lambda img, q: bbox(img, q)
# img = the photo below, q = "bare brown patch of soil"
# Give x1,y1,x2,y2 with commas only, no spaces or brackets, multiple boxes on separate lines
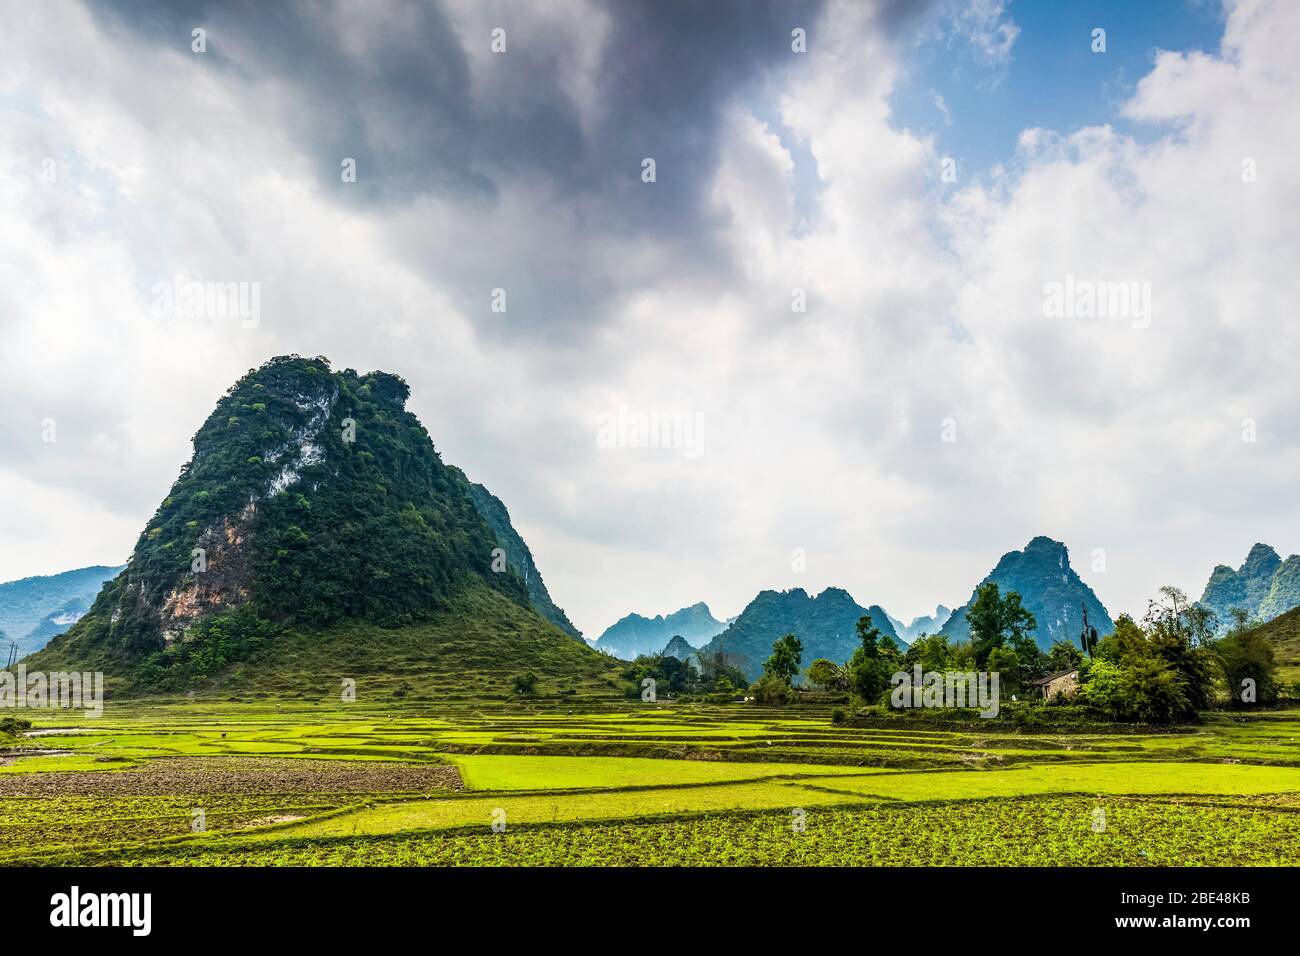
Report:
0,756,462,798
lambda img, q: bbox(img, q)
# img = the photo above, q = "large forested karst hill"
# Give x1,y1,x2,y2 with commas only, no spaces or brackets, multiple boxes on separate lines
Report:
29,356,615,695
940,537,1113,650
698,587,897,681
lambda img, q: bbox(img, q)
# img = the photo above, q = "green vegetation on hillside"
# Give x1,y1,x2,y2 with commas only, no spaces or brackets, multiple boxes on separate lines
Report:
32,581,623,701
700,587,896,681
25,356,612,694
1245,604,1300,683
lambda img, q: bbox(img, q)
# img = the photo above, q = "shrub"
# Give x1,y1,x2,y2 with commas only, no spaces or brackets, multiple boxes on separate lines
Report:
1215,627,1280,706
0,716,32,736
511,672,538,696
749,673,790,705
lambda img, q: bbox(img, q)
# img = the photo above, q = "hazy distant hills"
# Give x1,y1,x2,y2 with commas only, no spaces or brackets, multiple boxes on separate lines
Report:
29,356,616,694
661,635,696,660
593,537,1119,674
593,602,725,660
0,565,124,657
940,536,1113,651
1199,543,1300,631
889,605,952,643
699,587,897,681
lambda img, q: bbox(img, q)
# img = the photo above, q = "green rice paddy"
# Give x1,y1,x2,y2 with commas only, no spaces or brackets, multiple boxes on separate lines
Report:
3,702,1299,865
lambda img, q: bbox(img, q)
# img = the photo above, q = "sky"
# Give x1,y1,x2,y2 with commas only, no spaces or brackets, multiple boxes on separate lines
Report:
2,0,1298,638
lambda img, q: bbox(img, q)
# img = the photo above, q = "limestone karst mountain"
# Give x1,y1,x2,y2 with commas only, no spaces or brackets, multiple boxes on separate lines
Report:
593,602,725,660
698,587,898,681
1199,543,1300,631
29,356,613,693
940,537,1113,650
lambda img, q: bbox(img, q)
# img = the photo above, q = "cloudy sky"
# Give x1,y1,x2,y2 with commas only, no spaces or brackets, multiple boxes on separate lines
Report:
2,0,1297,637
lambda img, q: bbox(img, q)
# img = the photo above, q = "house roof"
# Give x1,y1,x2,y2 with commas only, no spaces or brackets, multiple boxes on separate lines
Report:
1030,668,1079,685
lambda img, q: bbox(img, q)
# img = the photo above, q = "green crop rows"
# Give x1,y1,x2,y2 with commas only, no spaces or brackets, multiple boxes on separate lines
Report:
3,701,1299,866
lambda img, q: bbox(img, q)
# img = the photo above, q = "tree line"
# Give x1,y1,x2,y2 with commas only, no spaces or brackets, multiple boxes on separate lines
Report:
592,582,1285,723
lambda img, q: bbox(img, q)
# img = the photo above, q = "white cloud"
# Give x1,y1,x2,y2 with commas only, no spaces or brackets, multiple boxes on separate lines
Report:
946,0,1020,68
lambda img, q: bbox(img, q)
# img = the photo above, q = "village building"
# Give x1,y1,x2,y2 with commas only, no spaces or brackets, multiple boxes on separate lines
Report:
1031,668,1080,701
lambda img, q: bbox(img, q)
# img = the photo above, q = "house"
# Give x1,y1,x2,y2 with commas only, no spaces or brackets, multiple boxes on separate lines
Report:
1030,668,1080,700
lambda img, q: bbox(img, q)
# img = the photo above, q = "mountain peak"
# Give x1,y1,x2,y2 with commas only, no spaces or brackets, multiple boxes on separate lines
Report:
699,585,897,680
941,537,1110,649
1201,543,1300,630
661,635,696,660
593,601,724,660
1197,542,1300,632
28,356,588,683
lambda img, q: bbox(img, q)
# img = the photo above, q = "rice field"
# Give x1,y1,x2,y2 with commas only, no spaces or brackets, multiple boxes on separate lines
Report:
3,701,1299,866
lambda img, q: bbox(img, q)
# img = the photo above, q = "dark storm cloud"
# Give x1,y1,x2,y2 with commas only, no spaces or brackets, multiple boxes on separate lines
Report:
90,1,938,343
98,0,824,208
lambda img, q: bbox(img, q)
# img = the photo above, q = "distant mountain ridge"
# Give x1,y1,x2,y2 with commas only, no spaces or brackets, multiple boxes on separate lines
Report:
1199,543,1300,630
0,566,124,656
940,536,1112,650
890,605,952,642
594,602,724,660
699,587,897,681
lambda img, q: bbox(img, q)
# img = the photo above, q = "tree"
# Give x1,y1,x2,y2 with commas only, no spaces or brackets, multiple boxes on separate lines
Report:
1143,586,1217,711
807,658,846,692
1080,658,1124,716
750,673,790,705
764,633,803,683
1215,624,1279,707
903,633,952,673
694,647,748,692
847,616,903,703
622,654,692,697
1079,600,1208,722
985,646,1022,696
1094,614,1146,663
967,583,1037,667
511,672,538,696
1044,639,1084,675
1118,656,1191,723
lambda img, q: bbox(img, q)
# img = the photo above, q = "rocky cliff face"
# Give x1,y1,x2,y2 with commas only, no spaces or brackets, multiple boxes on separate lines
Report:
940,537,1113,650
